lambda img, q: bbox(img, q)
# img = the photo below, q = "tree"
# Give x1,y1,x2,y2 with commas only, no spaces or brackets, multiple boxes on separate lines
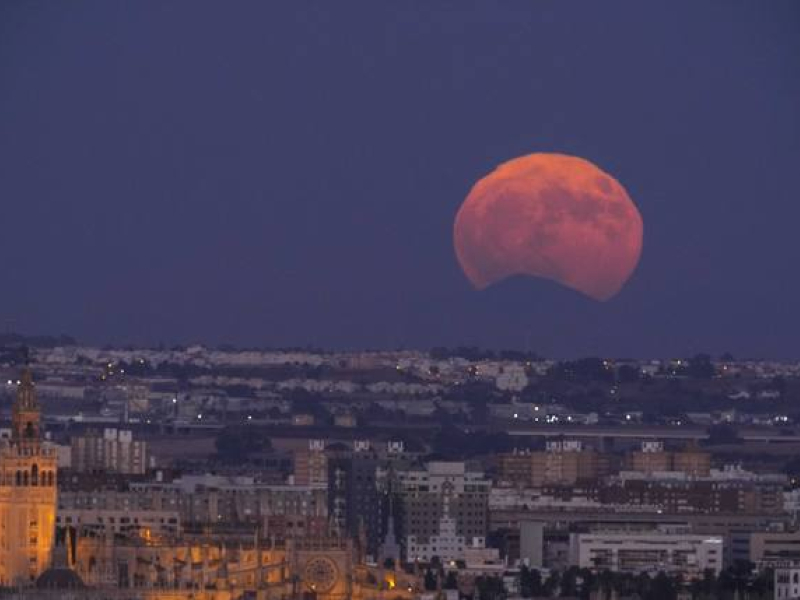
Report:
596,570,616,599
215,427,271,463
475,575,504,600
705,423,743,445
578,568,596,600
649,571,675,600
430,424,514,459
444,571,458,590
690,568,717,599
617,364,641,383
687,353,715,379
518,566,543,598
750,567,773,598
548,358,614,384
424,569,437,591
560,566,580,596
542,570,561,596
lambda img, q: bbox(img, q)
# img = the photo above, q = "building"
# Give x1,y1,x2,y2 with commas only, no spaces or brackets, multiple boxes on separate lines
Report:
672,448,712,477
294,439,328,486
602,473,785,515
497,451,536,487
55,508,180,539
130,475,328,528
497,441,610,488
333,413,357,428
70,428,148,475
491,507,790,568
775,564,800,600
519,521,545,568
396,461,490,562
0,370,58,585
750,532,800,566
327,449,384,558
65,532,419,600
629,441,711,477
569,532,723,578
629,441,672,473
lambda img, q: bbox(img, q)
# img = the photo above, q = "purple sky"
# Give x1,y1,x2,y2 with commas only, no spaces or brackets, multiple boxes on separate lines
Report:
1,1,799,357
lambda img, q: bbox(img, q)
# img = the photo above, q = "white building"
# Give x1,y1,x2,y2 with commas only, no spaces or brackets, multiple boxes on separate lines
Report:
569,532,723,578
398,462,489,563
406,499,472,563
70,428,149,474
775,565,800,599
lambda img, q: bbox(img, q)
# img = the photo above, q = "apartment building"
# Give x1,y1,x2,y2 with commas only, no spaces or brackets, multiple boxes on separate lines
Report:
70,428,148,475
750,532,800,566
629,441,711,477
293,439,328,486
570,532,723,578
497,441,610,487
60,475,327,530
396,461,490,562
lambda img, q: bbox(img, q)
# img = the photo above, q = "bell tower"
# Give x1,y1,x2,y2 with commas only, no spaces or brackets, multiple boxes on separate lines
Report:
12,369,41,448
0,368,57,586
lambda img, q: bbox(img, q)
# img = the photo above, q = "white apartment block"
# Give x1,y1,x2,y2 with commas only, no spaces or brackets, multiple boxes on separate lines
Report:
70,428,148,474
569,532,723,578
776,565,800,599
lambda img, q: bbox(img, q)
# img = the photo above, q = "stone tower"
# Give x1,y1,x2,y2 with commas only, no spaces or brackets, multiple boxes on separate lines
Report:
0,369,58,585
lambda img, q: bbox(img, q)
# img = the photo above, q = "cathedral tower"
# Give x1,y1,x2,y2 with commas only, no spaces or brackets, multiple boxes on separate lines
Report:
0,369,57,585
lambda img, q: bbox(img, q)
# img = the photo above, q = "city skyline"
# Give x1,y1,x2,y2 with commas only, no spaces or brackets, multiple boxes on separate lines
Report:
2,2,800,598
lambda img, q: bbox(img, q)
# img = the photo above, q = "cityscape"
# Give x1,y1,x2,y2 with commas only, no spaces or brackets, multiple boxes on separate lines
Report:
2,1,799,599
1,340,800,598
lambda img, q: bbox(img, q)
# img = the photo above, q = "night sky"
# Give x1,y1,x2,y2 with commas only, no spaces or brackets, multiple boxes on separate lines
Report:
1,1,799,358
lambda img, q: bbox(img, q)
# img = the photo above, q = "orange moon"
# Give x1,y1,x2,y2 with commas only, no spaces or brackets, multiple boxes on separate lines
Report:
453,153,643,301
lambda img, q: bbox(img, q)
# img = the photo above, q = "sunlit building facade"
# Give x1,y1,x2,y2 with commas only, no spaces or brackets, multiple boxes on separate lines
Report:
0,370,57,585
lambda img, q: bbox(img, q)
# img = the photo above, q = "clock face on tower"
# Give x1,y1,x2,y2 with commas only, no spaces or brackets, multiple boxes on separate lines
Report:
303,556,338,593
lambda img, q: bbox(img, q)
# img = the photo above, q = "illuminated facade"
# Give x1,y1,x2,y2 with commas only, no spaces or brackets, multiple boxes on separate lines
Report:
0,370,57,585
65,532,419,599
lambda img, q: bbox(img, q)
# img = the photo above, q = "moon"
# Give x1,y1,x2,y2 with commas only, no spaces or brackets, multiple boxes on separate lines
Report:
453,153,643,301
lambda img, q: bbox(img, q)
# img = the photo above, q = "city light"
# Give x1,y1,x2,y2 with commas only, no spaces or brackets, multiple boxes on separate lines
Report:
0,4,792,597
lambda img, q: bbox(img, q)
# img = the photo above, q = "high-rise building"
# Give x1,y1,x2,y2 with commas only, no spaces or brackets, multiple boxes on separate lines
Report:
497,441,610,488
629,441,711,477
327,449,385,558
396,461,490,562
70,428,148,475
629,441,672,473
0,370,58,585
672,448,712,477
294,439,328,486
